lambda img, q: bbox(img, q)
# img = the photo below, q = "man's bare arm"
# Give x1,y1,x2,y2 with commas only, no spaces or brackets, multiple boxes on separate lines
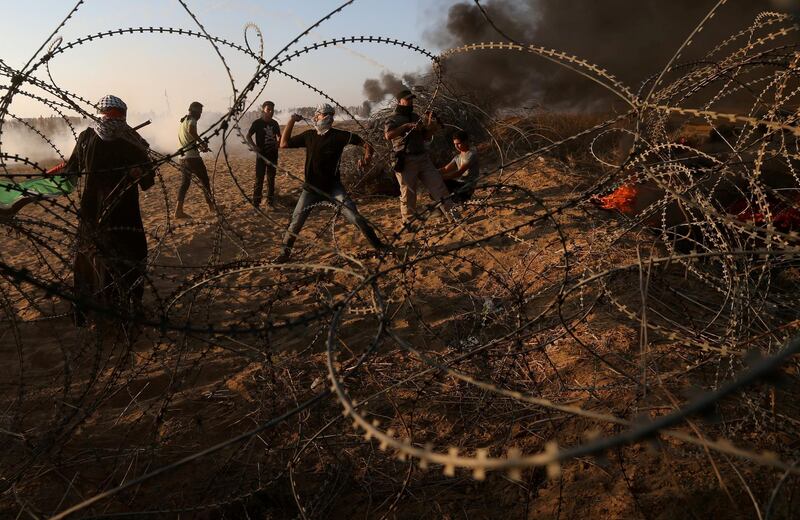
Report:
384,122,416,141
245,129,257,152
280,114,302,148
439,160,458,178
190,122,209,152
358,141,373,170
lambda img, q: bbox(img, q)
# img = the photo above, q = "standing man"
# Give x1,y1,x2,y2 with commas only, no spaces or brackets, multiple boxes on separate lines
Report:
176,101,214,219
246,101,281,207
384,89,454,225
66,95,155,326
276,103,385,262
439,130,480,202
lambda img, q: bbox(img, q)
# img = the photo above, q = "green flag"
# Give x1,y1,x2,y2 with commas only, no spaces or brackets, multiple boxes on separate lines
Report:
0,163,74,215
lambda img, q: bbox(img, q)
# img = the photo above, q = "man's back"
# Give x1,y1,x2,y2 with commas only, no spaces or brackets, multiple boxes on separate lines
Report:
76,128,150,225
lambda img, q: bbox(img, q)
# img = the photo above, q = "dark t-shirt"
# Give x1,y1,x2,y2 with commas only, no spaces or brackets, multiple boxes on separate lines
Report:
287,128,364,192
385,112,425,155
248,118,281,153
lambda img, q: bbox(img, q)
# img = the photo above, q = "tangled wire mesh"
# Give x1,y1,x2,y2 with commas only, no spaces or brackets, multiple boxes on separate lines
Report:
2,1,800,518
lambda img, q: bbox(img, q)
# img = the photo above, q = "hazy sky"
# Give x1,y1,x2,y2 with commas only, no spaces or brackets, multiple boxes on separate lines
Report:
1,0,453,118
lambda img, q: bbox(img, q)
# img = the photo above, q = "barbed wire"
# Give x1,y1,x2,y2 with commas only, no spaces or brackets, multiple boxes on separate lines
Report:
1,1,800,518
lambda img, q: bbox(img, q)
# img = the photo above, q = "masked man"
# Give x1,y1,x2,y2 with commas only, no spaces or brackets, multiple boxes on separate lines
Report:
384,89,454,225
66,95,155,326
276,103,385,262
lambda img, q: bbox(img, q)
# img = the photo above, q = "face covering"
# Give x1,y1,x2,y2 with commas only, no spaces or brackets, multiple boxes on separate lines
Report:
395,104,413,117
315,114,333,135
94,110,129,141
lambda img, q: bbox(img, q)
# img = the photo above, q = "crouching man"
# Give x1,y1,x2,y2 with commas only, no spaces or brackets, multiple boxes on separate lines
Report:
439,130,480,202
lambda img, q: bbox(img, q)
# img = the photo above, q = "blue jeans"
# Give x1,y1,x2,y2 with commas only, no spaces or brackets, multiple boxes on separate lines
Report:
281,183,383,253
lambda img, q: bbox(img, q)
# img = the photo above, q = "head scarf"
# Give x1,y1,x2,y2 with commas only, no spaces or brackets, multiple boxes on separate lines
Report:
395,103,414,117
314,103,334,135
94,95,129,141
97,94,127,113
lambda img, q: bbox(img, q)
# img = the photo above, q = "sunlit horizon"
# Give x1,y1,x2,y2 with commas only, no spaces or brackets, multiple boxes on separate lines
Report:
1,0,440,119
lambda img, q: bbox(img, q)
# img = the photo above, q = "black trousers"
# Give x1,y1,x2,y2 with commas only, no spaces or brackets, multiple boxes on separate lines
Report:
177,157,213,205
254,150,278,206
445,179,474,203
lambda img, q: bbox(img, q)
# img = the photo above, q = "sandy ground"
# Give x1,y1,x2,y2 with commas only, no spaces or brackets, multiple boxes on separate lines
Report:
1,140,798,519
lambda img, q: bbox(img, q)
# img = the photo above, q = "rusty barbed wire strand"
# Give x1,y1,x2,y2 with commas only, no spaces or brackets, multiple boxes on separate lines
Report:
1,1,800,518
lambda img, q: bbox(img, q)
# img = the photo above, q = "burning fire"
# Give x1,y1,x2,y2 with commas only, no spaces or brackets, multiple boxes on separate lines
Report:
596,184,638,214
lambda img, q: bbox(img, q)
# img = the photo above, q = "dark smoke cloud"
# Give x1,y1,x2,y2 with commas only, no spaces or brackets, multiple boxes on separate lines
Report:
418,0,774,111
360,100,372,117
363,71,420,103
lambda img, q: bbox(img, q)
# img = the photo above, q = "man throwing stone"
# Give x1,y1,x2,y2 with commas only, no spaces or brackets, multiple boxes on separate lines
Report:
276,103,385,262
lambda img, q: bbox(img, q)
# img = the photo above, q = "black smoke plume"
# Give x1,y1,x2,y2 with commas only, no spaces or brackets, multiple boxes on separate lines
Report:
363,71,422,103
365,1,780,112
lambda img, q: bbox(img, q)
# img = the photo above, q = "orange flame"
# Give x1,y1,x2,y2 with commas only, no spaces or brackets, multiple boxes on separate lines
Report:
597,184,638,214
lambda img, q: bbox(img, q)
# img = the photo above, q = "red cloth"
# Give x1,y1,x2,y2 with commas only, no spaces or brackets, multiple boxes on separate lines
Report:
727,192,800,230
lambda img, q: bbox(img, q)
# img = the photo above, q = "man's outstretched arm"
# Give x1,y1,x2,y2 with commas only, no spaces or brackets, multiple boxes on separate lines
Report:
280,114,302,148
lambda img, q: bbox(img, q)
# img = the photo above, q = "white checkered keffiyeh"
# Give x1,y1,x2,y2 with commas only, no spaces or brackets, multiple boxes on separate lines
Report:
93,95,129,141
314,103,335,135
94,118,129,141
97,95,127,113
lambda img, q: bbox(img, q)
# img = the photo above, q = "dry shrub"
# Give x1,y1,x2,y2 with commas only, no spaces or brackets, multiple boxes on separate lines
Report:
488,111,632,174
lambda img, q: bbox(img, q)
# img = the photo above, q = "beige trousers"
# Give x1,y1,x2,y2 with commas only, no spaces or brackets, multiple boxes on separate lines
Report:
394,153,453,223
